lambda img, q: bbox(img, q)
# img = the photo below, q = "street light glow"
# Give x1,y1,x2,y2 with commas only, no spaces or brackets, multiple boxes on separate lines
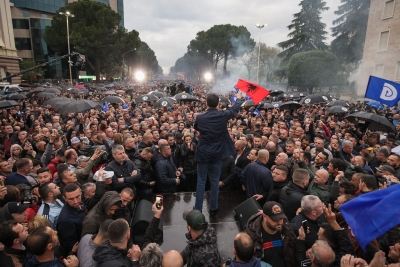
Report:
135,71,145,81
204,72,212,81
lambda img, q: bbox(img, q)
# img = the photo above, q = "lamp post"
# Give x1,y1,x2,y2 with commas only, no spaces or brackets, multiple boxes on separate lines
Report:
122,48,136,80
59,11,74,84
255,23,267,84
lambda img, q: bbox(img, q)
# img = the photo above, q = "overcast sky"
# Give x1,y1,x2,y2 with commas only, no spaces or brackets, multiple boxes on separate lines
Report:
124,0,342,73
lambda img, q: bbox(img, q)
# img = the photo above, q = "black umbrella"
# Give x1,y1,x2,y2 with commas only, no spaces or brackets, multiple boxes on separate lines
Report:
346,112,396,133
153,97,177,108
104,90,117,96
174,93,199,102
102,96,125,104
68,89,81,94
59,100,102,114
36,92,55,98
271,102,281,109
269,90,284,97
288,93,305,99
149,91,166,98
136,94,159,102
0,100,19,109
8,94,27,100
327,100,348,107
300,94,330,105
126,88,136,94
326,106,349,114
241,100,255,108
45,97,73,109
218,96,231,104
44,88,61,94
96,87,107,91
280,101,302,110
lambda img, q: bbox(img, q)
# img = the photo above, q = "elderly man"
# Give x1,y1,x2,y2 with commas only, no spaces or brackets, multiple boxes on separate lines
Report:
5,158,33,187
307,169,331,206
74,148,103,184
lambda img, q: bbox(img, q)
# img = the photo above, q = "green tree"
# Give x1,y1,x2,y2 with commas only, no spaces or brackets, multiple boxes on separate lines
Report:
130,41,159,79
19,59,45,83
287,50,341,93
170,51,211,81
44,0,122,81
278,0,329,63
331,0,370,66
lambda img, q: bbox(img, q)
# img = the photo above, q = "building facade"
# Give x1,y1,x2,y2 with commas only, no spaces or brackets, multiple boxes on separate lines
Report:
0,0,21,83
358,0,400,96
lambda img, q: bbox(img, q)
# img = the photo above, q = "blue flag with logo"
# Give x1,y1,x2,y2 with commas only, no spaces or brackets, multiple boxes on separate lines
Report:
252,109,261,115
365,76,400,107
340,184,400,251
102,102,109,112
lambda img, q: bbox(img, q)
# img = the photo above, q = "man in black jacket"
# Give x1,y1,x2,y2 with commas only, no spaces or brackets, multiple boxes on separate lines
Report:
133,147,155,195
268,165,289,202
155,144,180,193
279,168,310,221
0,220,29,267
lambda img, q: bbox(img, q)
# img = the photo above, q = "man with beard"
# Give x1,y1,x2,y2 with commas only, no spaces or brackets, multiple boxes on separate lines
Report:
245,201,296,267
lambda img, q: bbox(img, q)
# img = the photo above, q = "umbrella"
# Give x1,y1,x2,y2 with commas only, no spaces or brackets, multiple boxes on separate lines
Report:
126,88,136,94
288,93,305,99
18,83,31,88
326,106,349,114
327,100,349,107
272,102,281,109
300,94,330,105
59,100,102,114
174,93,199,101
153,97,177,108
256,102,274,109
0,100,19,109
149,91,166,98
73,85,85,89
104,90,117,95
96,87,107,91
44,88,61,94
7,94,27,100
280,101,302,110
36,92,55,98
102,96,125,104
5,87,22,94
218,96,231,104
241,100,256,108
115,90,125,94
68,89,81,94
269,90,284,97
30,87,45,92
104,84,115,88
366,101,384,109
346,112,396,133
136,94,159,102
45,97,73,109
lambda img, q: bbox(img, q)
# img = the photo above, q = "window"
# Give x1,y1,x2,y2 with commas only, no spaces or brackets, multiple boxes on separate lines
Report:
378,31,390,52
41,14,48,18
396,62,400,81
383,0,395,19
12,19,29,29
14,38,31,50
375,64,385,77
22,10,30,18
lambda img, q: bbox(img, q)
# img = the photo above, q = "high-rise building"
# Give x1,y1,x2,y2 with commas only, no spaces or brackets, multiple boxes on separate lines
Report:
8,0,124,79
358,0,400,96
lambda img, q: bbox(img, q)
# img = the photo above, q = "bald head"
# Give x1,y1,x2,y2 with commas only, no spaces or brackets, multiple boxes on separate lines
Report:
158,139,168,147
311,240,335,267
258,149,270,164
234,232,255,263
162,250,184,267
235,140,245,150
266,141,276,151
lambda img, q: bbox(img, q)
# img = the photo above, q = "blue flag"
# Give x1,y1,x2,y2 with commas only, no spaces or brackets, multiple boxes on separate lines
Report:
231,95,237,102
340,184,400,251
252,109,261,115
245,94,251,100
102,102,109,112
365,76,400,106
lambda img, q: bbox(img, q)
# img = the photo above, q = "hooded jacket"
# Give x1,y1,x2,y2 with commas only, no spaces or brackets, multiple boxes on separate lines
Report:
279,181,307,221
80,191,121,238
181,224,221,267
23,254,65,267
92,240,137,267
245,214,296,267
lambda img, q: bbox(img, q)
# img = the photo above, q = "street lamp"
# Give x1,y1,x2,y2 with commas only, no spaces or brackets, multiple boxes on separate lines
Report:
122,48,136,80
59,11,74,84
255,23,267,84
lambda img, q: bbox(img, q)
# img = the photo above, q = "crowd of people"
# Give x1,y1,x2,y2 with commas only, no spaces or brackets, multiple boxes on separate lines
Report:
0,81,399,267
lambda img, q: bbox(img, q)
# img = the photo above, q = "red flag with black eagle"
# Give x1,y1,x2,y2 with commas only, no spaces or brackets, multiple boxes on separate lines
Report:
234,79,270,104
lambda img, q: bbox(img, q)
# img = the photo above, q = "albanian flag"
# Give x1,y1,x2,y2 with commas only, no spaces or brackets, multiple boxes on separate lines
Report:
234,79,270,104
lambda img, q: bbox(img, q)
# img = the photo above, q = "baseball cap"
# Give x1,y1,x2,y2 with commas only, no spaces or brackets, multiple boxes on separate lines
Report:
376,165,395,175
76,155,90,165
93,170,114,181
182,209,207,230
263,201,287,222
360,144,373,151
71,137,81,145
8,202,29,214
81,137,90,145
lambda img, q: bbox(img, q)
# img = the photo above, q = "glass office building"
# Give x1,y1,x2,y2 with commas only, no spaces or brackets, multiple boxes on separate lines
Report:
10,0,65,14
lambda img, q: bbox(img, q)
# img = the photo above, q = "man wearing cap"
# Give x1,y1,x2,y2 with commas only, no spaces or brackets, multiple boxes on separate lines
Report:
359,144,374,163
245,201,296,267
181,209,221,267
70,137,82,153
37,182,63,229
74,147,103,184
0,202,28,224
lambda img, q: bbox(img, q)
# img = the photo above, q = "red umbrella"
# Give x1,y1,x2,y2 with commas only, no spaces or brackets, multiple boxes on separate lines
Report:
73,85,85,89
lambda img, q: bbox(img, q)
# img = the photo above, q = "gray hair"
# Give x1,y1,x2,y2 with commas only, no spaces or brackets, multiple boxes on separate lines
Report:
301,195,321,214
342,140,353,148
312,240,335,267
111,144,125,154
81,183,95,196
139,243,163,267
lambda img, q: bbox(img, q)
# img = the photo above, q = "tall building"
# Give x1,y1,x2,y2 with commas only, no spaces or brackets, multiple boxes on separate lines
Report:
358,0,400,96
8,0,124,79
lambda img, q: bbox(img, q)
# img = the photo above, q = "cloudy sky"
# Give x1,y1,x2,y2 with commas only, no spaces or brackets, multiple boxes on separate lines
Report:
124,0,342,73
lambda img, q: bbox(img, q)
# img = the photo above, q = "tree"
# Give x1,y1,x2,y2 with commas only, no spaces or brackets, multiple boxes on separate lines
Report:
170,51,211,81
44,0,122,81
130,41,159,79
278,0,329,63
331,0,370,66
19,59,45,84
287,50,341,93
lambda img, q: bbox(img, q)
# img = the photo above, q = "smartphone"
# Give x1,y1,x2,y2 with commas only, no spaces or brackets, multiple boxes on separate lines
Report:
302,220,307,232
0,180,4,186
156,195,163,210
